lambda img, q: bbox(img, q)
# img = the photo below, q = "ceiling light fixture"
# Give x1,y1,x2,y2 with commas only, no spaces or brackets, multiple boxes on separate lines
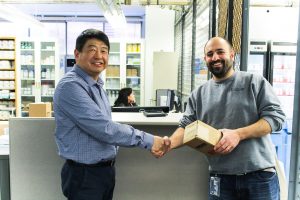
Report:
124,0,191,6
0,4,44,28
95,0,127,31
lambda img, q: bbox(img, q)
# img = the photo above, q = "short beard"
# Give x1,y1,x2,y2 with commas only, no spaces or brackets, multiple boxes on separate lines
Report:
207,59,233,79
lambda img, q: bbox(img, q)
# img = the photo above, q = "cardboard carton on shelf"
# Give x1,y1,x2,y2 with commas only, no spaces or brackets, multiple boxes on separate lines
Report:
0,122,8,136
29,102,52,117
183,120,222,155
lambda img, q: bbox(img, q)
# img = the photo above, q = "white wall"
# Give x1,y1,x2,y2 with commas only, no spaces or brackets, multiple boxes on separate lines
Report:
249,7,299,42
144,6,175,106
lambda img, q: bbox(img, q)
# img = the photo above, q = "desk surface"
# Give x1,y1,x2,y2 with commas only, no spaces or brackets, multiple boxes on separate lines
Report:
0,135,9,156
0,113,183,156
7,112,183,125
0,145,9,156
112,112,182,125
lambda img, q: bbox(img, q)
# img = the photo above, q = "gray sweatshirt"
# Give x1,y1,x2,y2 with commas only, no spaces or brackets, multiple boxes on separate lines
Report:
179,71,286,174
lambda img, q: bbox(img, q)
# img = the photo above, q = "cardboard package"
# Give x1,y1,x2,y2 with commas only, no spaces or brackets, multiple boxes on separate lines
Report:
0,122,8,136
183,120,222,154
29,102,52,117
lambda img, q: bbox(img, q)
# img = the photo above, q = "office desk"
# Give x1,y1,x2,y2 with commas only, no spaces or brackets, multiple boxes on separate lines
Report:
8,114,208,200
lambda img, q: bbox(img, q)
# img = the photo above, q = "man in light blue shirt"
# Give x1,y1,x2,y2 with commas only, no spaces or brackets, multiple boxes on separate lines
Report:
54,29,170,200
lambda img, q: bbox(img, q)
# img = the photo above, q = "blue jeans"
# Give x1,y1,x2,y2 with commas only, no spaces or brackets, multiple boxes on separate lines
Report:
208,171,280,200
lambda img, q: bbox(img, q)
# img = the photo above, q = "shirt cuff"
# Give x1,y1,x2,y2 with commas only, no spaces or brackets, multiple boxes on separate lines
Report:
140,132,154,151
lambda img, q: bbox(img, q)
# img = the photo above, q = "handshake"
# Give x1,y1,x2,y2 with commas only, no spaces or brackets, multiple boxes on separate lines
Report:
151,136,172,158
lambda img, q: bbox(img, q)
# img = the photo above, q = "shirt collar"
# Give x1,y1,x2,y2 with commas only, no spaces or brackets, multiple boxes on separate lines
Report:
73,64,104,87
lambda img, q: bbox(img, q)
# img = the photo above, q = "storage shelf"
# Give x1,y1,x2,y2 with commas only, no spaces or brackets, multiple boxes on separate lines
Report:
126,76,140,79
126,52,141,54
106,77,120,79
0,78,15,81
21,78,35,81
0,98,15,101
17,40,58,117
21,64,35,66
0,58,14,60
126,64,140,66
0,88,15,91
20,49,35,51
0,48,14,50
41,49,55,51
21,95,35,97
41,95,54,98
41,64,55,66
41,79,55,81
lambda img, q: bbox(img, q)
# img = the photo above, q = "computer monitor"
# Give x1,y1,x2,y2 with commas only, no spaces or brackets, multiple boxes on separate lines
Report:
156,89,175,111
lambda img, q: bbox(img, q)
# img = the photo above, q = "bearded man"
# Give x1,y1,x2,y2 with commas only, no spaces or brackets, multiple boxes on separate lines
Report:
168,37,285,200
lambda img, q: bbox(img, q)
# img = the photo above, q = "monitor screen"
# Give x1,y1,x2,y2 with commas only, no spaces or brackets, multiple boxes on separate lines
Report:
156,89,175,110
66,58,75,67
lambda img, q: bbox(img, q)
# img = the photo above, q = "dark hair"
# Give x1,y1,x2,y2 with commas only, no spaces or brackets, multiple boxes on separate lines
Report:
114,88,135,107
75,29,110,52
203,36,233,54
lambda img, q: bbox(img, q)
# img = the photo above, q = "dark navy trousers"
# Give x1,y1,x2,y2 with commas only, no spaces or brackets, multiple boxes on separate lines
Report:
61,161,115,200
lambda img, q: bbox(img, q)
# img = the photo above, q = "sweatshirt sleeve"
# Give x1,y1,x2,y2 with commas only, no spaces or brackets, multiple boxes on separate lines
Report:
179,90,198,128
256,78,286,132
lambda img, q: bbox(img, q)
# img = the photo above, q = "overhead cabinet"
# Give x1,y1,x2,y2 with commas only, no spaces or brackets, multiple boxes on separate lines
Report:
104,40,144,106
18,39,59,116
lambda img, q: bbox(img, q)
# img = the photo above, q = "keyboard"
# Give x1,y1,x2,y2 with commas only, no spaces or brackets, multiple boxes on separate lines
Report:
143,110,168,117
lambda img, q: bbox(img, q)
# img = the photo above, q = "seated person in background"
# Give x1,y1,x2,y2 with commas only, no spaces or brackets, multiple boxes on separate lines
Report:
114,87,137,107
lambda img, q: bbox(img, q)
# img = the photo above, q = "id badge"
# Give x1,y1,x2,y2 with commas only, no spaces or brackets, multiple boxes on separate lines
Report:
209,176,221,197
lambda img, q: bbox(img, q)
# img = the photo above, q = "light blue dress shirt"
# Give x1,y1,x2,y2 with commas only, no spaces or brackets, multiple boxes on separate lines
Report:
54,65,154,164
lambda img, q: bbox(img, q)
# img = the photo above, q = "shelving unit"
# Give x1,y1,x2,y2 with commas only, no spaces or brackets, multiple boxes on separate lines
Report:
104,40,144,106
0,37,17,120
20,40,36,114
18,39,58,116
105,42,122,104
125,42,142,105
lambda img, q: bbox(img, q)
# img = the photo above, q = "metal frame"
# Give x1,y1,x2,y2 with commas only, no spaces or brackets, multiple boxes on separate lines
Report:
240,0,249,72
288,4,300,199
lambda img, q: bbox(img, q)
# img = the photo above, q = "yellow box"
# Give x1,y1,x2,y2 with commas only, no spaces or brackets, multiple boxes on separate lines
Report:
29,103,52,117
183,120,222,154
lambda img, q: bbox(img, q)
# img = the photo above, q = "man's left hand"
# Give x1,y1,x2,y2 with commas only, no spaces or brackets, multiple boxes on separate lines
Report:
213,129,240,154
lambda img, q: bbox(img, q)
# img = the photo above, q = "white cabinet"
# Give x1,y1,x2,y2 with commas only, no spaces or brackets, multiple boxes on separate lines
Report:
18,40,59,116
104,40,144,106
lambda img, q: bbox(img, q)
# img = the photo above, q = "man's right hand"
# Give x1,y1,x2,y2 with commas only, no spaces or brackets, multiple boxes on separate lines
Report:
151,136,171,158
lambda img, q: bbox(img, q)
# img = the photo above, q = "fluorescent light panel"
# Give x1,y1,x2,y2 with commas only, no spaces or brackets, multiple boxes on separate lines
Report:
95,0,127,31
125,0,191,5
0,4,44,28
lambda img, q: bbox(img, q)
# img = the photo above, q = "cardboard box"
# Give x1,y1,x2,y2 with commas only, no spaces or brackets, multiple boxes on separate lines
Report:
0,122,8,136
29,103,52,117
183,120,222,154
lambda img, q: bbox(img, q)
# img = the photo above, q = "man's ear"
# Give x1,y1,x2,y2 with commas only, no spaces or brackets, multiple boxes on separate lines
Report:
230,50,235,61
74,49,79,59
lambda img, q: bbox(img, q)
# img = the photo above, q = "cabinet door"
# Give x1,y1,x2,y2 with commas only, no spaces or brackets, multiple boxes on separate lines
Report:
19,40,37,115
105,42,121,105
40,41,56,103
104,40,144,106
0,37,17,120
125,42,142,105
